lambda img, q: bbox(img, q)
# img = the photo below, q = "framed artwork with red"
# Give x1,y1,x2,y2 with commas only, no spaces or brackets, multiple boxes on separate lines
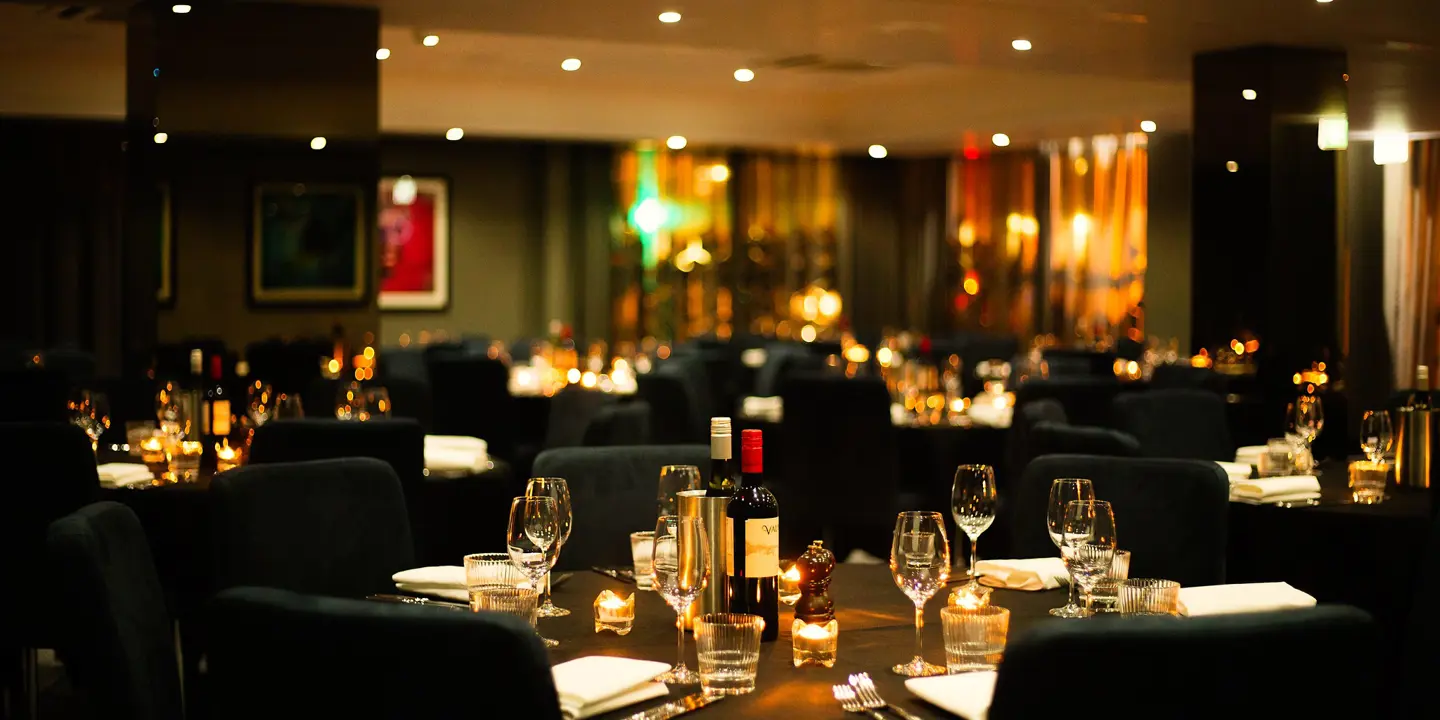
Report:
377,176,449,311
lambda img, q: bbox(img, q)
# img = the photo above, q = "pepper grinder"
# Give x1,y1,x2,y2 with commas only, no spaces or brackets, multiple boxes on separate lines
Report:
791,540,838,667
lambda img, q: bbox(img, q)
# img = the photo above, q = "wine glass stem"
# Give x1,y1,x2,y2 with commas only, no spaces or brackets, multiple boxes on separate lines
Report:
969,534,979,583
676,605,688,669
1067,572,1078,608
542,572,552,608
913,602,925,661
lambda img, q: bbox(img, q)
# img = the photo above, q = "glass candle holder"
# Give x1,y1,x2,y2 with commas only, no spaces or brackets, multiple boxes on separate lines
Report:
791,618,838,668
779,563,802,606
140,434,168,479
215,439,241,473
126,421,155,456
947,584,992,610
1349,460,1388,504
171,441,202,482
593,590,635,635
629,531,655,590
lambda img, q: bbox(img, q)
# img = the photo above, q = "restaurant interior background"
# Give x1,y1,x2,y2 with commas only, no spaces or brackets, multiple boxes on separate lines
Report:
1,0,1439,433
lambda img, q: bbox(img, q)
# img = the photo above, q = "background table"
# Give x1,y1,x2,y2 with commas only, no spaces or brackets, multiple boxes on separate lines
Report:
547,565,1064,719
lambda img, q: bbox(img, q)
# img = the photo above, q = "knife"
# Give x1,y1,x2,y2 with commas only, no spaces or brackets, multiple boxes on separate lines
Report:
365,594,469,611
551,572,574,589
592,566,637,583
621,692,724,720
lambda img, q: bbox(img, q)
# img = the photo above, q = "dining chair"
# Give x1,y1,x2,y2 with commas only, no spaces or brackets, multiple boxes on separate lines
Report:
1113,389,1234,461
46,501,184,720
1013,377,1126,429
532,444,708,569
209,458,414,598
426,355,514,459
989,605,1379,719
206,586,561,720
1399,504,1440,717
1011,454,1229,587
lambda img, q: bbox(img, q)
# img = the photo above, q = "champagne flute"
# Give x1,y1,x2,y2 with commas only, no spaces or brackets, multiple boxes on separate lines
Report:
506,496,560,648
247,382,275,427
1047,478,1095,617
652,514,709,685
890,511,950,677
1293,395,1324,445
656,465,702,518
1360,410,1393,464
952,465,998,589
1060,500,1118,616
525,477,573,617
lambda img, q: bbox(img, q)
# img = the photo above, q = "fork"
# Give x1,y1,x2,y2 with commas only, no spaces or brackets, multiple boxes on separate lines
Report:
832,684,887,719
850,672,924,720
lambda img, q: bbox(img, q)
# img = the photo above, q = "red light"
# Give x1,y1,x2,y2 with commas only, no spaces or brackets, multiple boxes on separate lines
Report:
963,147,981,160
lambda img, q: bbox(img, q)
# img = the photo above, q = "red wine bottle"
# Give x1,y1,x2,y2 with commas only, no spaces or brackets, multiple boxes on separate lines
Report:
725,429,779,641
204,355,232,451
708,417,736,497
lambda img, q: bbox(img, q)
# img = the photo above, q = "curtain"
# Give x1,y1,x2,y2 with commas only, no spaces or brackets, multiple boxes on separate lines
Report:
1389,140,1440,387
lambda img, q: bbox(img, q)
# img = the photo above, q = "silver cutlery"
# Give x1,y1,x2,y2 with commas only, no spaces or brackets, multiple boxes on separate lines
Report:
365,594,468,611
621,692,724,720
850,672,924,720
834,684,887,719
591,566,637,583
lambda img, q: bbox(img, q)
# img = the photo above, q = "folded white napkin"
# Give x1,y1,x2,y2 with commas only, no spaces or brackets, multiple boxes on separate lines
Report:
1235,445,1266,465
1229,475,1320,503
552,656,671,720
424,435,489,474
392,565,466,600
1216,461,1252,480
975,558,1068,591
740,348,768,368
967,403,1013,429
742,396,783,422
905,671,998,720
97,462,154,489
1178,582,1317,616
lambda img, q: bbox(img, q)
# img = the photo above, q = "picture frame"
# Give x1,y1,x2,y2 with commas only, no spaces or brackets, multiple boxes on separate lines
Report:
377,175,450,311
249,182,367,305
157,182,175,307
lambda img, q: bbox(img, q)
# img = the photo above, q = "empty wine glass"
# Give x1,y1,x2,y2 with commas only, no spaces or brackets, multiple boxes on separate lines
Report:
1360,410,1393,464
68,389,109,449
1293,395,1324,445
890,511,951,677
652,514,709,685
526,477,573,618
657,465,702,518
952,465,998,589
1047,478,1095,618
156,383,187,440
247,382,275,427
1060,500,1118,617
506,496,561,648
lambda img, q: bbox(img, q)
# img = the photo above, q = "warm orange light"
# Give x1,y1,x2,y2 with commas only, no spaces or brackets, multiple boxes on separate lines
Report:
327,359,341,375
1244,339,1260,353
1294,373,1303,385
1230,339,1245,355
398,333,411,348
566,368,582,384
948,585,992,609
963,277,980,295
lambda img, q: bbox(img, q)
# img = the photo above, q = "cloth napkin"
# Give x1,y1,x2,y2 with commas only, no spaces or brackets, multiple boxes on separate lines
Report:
905,671,998,720
1235,445,1266,466
742,396,783,422
424,435,489,475
1178,582,1317,616
96,462,154,489
1216,461,1253,481
392,566,468,601
551,656,671,720
967,402,1013,429
974,558,1069,591
1229,475,1321,504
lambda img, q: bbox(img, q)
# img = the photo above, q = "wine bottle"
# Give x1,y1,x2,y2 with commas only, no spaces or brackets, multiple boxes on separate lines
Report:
181,349,205,441
708,417,736,497
204,355,232,447
1399,366,1432,489
725,429,779,641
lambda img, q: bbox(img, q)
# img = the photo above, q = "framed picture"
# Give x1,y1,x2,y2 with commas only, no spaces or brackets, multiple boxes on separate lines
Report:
250,183,367,305
157,182,175,307
377,176,449,311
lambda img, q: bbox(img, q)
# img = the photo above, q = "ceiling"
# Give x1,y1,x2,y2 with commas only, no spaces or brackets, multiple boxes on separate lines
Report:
2,0,1438,151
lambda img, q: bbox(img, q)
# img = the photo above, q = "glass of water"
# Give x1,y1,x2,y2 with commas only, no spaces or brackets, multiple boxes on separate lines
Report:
1120,579,1181,616
1091,549,1132,612
940,606,1009,673
470,586,540,629
630,531,655,590
694,613,764,695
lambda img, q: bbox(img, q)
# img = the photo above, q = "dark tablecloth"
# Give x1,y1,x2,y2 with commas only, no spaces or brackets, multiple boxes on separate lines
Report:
547,565,1064,719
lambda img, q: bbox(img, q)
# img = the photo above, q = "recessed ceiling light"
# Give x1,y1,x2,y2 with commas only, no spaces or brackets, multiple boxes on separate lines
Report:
1226,161,1238,172
171,4,191,13
868,144,888,159
1316,0,1333,3
1140,120,1157,133
991,133,1011,147
1242,88,1257,100
1374,132,1410,165
446,127,464,141
1011,39,1032,51
734,68,755,82
658,11,682,23
310,137,327,150
153,132,168,144
422,34,439,47
666,135,687,150
561,58,582,71
375,48,391,60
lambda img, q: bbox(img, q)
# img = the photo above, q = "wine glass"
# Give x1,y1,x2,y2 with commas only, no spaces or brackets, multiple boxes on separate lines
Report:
656,465,702,518
274,393,305,420
1060,500,1118,616
335,381,365,421
156,383,187,440
652,514,709,685
952,464,998,590
1360,410,1393,464
1047,478,1095,618
525,477,573,618
364,387,391,420
890,511,950,677
68,389,109,450
247,382,275,427
506,496,561,648
1293,395,1324,445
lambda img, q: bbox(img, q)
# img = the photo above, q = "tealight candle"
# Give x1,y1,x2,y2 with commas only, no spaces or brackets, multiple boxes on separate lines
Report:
216,439,241,473
791,619,839,668
171,440,203,483
140,435,168,479
779,564,802,606
948,585,993,611
593,590,634,635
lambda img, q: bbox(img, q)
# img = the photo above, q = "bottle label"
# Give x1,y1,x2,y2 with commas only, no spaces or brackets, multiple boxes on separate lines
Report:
724,516,780,577
212,400,231,436
711,434,731,460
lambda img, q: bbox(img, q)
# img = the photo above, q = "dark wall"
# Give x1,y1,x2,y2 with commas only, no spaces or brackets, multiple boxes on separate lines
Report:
1146,132,1193,350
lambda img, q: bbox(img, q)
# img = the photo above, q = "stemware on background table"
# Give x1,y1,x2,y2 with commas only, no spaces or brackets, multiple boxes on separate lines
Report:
1046,478,1095,617
1059,499,1118,617
890,511,950,677
526,477,574,617
951,464,997,590
247,382,275,427
68,389,108,450
652,514,710,685
506,496,561,648
657,465,702,517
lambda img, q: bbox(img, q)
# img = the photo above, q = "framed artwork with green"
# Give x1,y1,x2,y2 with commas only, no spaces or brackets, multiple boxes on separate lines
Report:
157,182,175,307
250,183,367,305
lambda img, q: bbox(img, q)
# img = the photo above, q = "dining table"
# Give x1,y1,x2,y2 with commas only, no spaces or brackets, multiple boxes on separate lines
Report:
545,564,1064,719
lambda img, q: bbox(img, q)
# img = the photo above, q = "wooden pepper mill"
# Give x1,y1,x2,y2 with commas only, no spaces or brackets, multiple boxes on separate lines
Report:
791,540,838,667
